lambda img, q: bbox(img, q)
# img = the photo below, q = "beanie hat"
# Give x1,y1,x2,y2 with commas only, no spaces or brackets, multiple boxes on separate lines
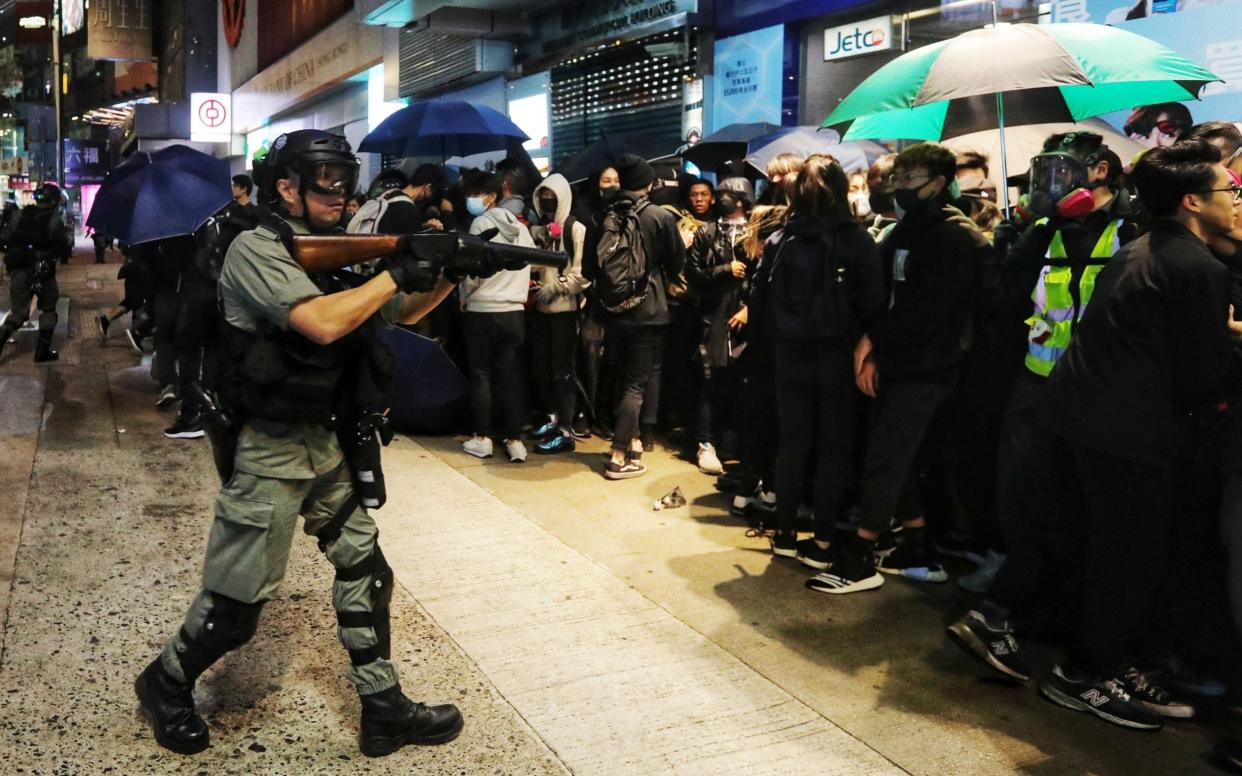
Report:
617,154,655,191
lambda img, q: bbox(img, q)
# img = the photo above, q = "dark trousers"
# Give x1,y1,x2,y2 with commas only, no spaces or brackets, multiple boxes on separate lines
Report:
737,336,778,495
152,284,179,389
1057,439,1172,677
463,311,526,440
989,372,1066,615
857,370,958,536
696,364,738,445
773,342,857,540
0,267,58,336
579,312,616,428
661,302,702,429
530,310,578,425
175,273,219,415
1223,474,1242,647
608,323,664,453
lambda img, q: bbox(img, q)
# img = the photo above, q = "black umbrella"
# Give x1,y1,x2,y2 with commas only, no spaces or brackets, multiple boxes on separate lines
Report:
553,132,674,183
681,122,785,172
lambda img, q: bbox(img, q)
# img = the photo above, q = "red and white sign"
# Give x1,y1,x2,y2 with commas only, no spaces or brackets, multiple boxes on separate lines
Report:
191,92,231,143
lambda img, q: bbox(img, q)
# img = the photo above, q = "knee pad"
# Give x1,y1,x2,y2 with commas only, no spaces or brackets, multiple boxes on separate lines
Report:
177,594,264,683
336,545,393,665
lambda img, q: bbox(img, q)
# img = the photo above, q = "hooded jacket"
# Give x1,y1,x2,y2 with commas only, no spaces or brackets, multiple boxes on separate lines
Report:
460,207,533,314
531,174,590,315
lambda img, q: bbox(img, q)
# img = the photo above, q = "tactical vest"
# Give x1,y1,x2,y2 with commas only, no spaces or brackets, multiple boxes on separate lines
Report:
1023,219,1122,377
4,206,58,271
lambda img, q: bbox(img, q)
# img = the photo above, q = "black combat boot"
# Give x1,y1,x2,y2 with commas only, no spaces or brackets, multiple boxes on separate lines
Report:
358,685,463,757
134,659,209,755
33,331,58,363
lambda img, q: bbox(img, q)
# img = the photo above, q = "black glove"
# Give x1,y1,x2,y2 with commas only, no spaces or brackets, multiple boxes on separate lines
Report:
385,252,438,293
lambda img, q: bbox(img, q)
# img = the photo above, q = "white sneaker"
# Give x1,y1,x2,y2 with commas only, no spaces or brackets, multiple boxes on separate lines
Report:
462,436,493,458
957,550,1007,593
505,439,527,463
697,443,724,475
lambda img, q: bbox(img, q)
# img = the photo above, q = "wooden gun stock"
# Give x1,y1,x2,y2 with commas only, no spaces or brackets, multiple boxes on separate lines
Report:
291,234,407,274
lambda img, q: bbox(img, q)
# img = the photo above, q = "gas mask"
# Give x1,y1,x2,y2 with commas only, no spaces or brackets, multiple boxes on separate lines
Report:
1027,137,1110,221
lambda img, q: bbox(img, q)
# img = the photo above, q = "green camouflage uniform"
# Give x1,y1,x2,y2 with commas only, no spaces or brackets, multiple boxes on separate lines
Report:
160,216,406,696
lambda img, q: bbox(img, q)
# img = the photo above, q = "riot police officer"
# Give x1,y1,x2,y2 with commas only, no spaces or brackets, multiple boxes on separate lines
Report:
0,183,71,363
135,130,465,758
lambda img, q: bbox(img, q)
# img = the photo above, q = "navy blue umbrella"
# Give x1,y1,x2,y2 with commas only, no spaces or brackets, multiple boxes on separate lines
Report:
681,122,787,171
379,327,468,433
358,99,529,159
86,145,233,245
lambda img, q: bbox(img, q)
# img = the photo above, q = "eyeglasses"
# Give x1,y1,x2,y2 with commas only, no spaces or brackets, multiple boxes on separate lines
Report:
1197,185,1242,201
888,172,930,189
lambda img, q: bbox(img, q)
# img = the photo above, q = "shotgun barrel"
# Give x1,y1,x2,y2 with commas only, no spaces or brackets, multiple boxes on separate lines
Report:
290,231,568,278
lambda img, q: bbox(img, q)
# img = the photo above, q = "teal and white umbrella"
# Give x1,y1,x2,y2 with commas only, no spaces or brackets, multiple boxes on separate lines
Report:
821,22,1219,208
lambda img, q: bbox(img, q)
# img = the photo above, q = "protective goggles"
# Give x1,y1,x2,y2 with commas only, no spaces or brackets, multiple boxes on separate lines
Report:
303,161,359,197
1028,153,1091,202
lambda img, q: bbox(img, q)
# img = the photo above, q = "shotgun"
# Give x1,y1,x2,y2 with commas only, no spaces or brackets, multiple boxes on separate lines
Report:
290,230,568,280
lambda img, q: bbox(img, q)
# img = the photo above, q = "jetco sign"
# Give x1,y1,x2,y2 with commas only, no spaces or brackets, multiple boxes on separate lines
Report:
824,16,893,61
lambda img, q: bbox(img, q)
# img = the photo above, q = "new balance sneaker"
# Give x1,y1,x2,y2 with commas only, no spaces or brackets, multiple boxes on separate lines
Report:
877,528,948,583
156,385,177,408
1145,655,1227,699
697,443,724,475
769,530,798,558
1039,665,1163,730
96,313,110,339
957,550,1006,594
570,414,591,439
1119,667,1195,719
806,535,883,594
163,413,205,440
604,460,646,480
946,610,1030,682
504,439,528,463
796,539,833,570
462,436,494,458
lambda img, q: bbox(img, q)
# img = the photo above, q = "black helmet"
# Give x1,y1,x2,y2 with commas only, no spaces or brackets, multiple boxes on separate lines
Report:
367,168,408,199
33,182,60,206
256,129,359,207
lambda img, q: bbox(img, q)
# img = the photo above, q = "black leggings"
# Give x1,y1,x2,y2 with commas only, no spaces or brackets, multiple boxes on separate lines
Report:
530,310,578,425
773,342,857,541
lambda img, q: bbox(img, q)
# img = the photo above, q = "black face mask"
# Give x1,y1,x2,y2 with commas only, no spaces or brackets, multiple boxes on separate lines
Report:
600,186,620,203
538,198,558,222
894,187,930,217
869,189,895,215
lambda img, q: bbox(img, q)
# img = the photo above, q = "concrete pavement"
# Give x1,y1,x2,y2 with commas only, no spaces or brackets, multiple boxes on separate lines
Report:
0,245,1222,774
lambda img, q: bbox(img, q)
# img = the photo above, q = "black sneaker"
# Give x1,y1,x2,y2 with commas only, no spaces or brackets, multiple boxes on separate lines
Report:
1119,666,1195,719
877,529,948,583
125,328,145,355
796,538,833,570
604,460,645,480
1039,665,1163,730
768,530,797,558
806,535,883,594
641,432,655,453
164,414,205,439
1146,655,1227,699
96,314,110,339
570,414,591,439
946,610,1031,682
156,384,177,408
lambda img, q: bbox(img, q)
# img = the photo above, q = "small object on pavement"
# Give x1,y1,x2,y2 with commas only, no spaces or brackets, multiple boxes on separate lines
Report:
653,486,686,511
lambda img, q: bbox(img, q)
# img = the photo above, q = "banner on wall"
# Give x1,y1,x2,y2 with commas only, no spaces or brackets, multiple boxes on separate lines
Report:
1049,3,1242,142
1050,0,1238,24
710,25,784,131
87,0,154,61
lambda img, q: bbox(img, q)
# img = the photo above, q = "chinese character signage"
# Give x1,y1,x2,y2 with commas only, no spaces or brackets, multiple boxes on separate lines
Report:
521,0,698,61
711,25,784,131
88,0,153,61
64,140,108,185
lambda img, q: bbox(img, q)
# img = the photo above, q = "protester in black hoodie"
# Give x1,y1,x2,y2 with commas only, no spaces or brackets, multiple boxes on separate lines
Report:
749,155,884,569
809,143,977,595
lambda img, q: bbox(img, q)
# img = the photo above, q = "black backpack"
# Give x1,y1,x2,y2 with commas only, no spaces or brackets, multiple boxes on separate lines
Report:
767,228,858,343
193,201,266,281
595,198,651,313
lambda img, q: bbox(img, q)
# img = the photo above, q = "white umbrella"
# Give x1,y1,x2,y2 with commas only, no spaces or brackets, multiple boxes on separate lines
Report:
941,119,1147,195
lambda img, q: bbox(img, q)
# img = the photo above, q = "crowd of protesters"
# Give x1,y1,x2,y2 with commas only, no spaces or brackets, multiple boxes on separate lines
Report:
65,114,1242,761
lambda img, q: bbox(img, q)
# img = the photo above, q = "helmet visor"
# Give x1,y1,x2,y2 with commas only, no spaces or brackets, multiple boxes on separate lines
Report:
305,161,358,198
1028,154,1088,202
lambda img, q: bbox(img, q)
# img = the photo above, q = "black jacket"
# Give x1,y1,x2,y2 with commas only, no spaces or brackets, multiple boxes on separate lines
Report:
687,219,749,367
1048,220,1242,469
582,195,685,327
869,202,978,379
750,215,884,348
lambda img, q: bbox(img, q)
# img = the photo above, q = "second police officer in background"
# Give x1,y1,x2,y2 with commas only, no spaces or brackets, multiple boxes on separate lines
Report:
0,182,71,363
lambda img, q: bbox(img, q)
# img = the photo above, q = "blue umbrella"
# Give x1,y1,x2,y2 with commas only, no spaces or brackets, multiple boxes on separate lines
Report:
744,127,889,175
86,145,232,245
378,327,467,433
358,99,529,159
